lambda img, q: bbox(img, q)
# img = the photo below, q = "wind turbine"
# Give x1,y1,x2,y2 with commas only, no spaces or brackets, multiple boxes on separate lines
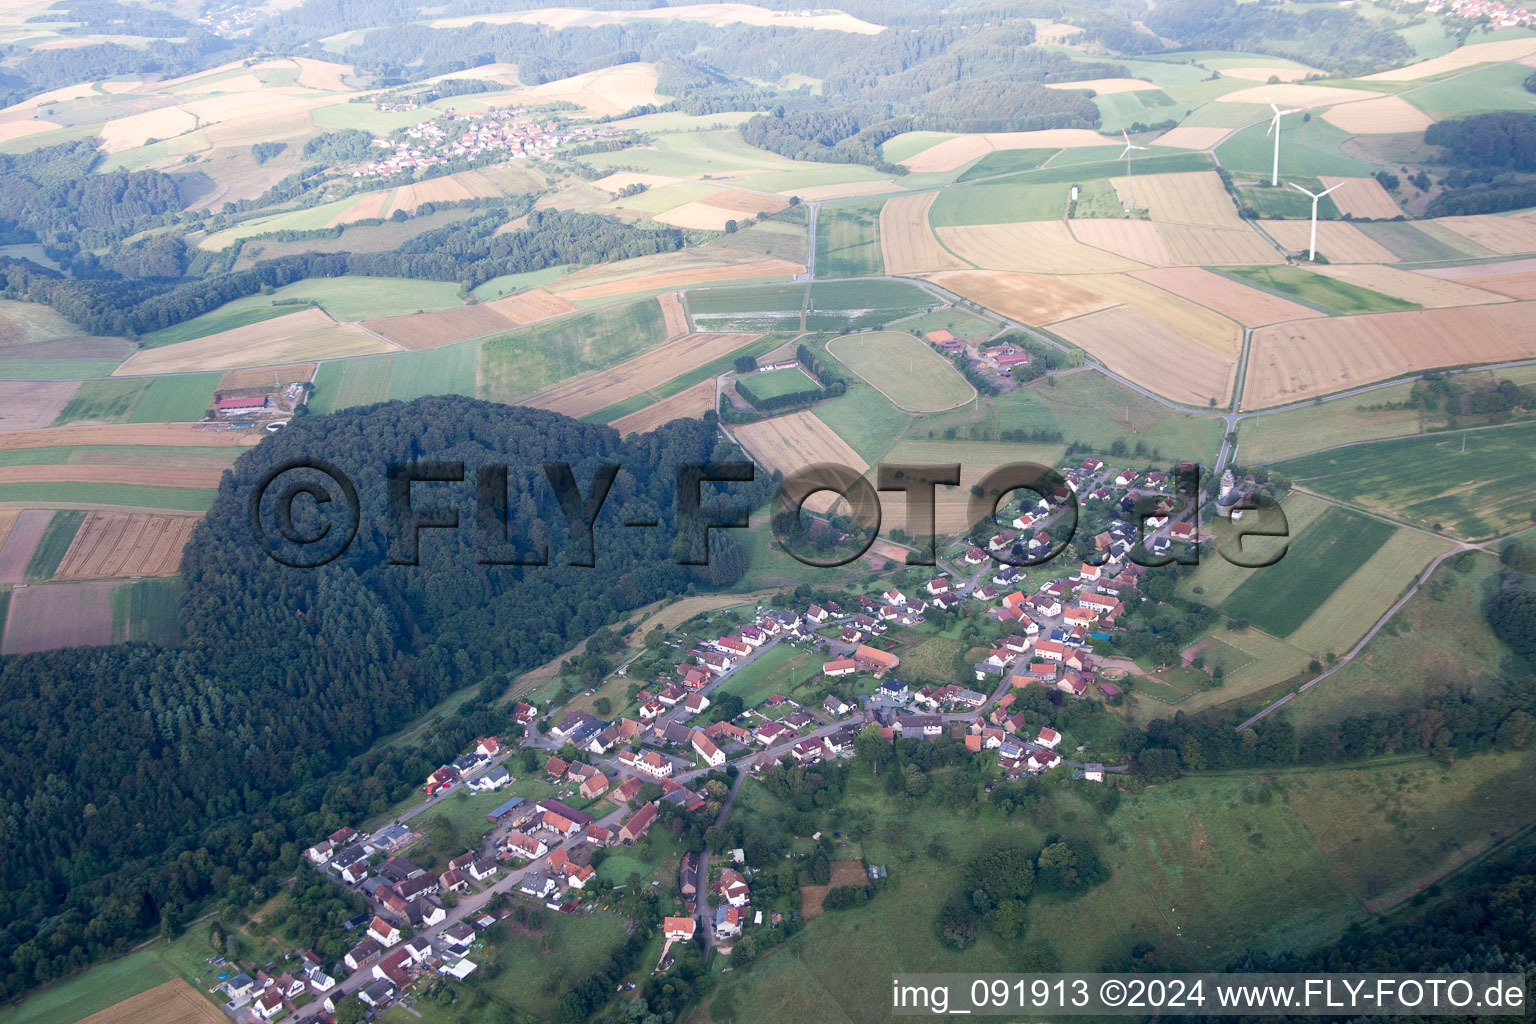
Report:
1265,98,1301,187
1287,180,1343,261
1119,129,1148,211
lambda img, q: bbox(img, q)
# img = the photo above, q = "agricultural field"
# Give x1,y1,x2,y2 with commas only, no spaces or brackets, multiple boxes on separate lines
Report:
688,284,806,333
1053,303,1239,408
955,147,1057,181
553,257,805,303
940,221,1145,274
137,305,305,348
929,180,1071,226
1236,380,1459,463
608,379,718,435
1244,302,1536,407
739,366,821,402
478,299,667,404
805,279,941,332
1274,423,1536,539
0,953,175,1024
53,375,221,424
878,438,1067,533
211,277,465,322
879,193,966,275
0,580,118,655
590,333,783,424
825,332,975,413
51,512,199,580
1130,267,1322,327
1258,220,1400,263
114,308,396,375
1221,266,1418,316
526,332,760,418
1306,264,1513,310
1069,219,1283,267
932,271,1114,325
814,200,884,278
717,642,818,707
0,336,134,380
0,509,54,584
0,380,80,431
732,410,869,515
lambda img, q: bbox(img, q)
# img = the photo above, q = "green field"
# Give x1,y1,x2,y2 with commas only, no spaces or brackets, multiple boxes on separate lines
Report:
1221,265,1419,315
57,374,222,424
0,484,216,512
23,511,84,582
688,284,806,332
137,304,307,348
0,446,236,470
1356,220,1481,262
216,276,465,322
897,308,997,341
718,642,820,708
0,951,172,1024
468,910,635,1022
956,148,1057,182
308,355,394,414
1215,116,1376,177
741,366,821,401
112,578,185,645
807,369,913,465
469,265,576,301
1235,177,1342,220
1405,60,1536,118
389,341,479,401
806,279,940,331
589,333,785,424
1274,422,1536,539
930,181,1070,226
826,331,975,413
814,200,885,278
478,300,666,404
1216,506,1397,637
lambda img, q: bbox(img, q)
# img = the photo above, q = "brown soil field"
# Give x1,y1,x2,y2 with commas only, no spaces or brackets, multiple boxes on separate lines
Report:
1215,83,1383,108
363,305,515,350
1113,171,1246,229
1053,305,1238,407
0,580,118,656
115,308,396,375
931,271,1114,324
1363,37,1536,81
0,466,224,488
0,423,261,451
1046,77,1159,94
1258,220,1398,263
1077,274,1245,353
1130,267,1322,326
1427,214,1536,257
554,259,804,301
899,135,992,172
1309,264,1513,308
1153,126,1232,150
940,221,1145,273
610,379,717,435
800,859,868,920
218,363,316,390
484,288,581,324
525,332,760,418
880,193,967,275
52,511,199,580
657,292,690,339
1244,301,1536,407
1321,96,1433,134
1318,176,1402,219
0,509,51,584
732,410,869,515
0,380,80,431
698,189,791,216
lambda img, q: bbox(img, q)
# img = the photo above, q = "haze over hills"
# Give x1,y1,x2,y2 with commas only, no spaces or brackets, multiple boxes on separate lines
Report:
0,1,1535,1023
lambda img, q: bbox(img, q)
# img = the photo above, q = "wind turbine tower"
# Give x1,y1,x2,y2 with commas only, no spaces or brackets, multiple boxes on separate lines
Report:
1119,129,1148,211
1266,99,1301,187
1287,180,1344,261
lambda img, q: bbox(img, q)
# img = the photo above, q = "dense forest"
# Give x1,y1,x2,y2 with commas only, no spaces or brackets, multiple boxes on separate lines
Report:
0,397,767,1001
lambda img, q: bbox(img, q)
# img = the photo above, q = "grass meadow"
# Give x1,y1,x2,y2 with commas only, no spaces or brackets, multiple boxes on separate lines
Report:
1221,266,1418,315
478,300,666,404
814,200,885,278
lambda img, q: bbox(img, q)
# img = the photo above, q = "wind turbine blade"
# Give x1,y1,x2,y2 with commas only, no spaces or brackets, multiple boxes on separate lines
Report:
1319,182,1345,197
1267,116,1277,137
1270,101,1281,114
1287,181,1311,197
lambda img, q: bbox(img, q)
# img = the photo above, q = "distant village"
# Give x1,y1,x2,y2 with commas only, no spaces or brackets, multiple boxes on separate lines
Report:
353,107,621,179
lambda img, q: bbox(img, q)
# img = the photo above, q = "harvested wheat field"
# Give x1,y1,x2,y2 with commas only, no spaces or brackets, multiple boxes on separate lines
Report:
880,193,967,275
0,380,80,431
1047,77,1159,94
0,510,17,558
654,197,777,230
387,169,505,213
985,129,1109,150
554,259,804,301
363,305,516,350
1219,64,1320,82
0,423,260,451
900,135,992,173
1244,302,1536,407
1308,264,1513,308
0,466,224,488
1033,21,1081,44
433,4,884,34
1259,220,1398,263
1363,37,1536,81
1154,126,1232,150
513,62,663,117
0,580,119,656
53,511,199,580
657,293,690,339
1054,305,1238,407
484,288,581,324
1078,273,1245,352
733,410,868,514
1215,82,1383,109
329,188,390,226
526,333,759,418
0,118,60,144
1321,95,1434,134
899,128,1107,172
1318,176,1401,219
594,172,683,192
1426,214,1536,257
218,363,315,390
1071,220,1282,266
940,221,1145,273
700,189,791,216
1113,171,1246,229
777,180,900,201
1130,267,1322,326
1421,258,1536,300
115,308,396,375
931,271,1114,324
293,56,355,91
96,106,199,153
610,380,717,435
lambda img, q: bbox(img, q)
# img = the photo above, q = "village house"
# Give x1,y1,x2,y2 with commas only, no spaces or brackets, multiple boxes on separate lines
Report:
704,720,751,744
682,692,710,716
715,904,746,940
1037,727,1061,749
692,729,726,768
664,916,697,941
822,656,857,677
619,802,658,845
823,693,854,716
368,917,402,948
718,868,751,907
853,643,899,675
